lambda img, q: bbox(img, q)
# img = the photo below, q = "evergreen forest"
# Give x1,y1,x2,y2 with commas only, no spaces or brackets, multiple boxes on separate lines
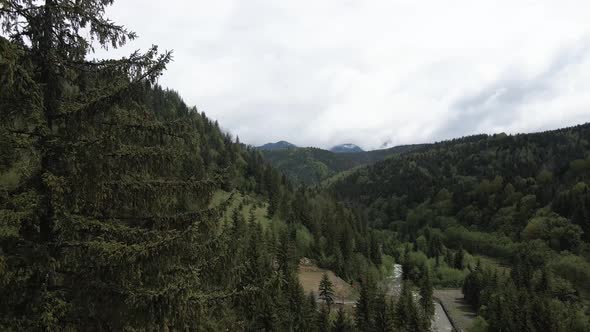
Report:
1,1,589,331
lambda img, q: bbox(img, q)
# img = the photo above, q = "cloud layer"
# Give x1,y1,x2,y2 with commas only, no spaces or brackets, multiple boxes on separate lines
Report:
101,0,590,149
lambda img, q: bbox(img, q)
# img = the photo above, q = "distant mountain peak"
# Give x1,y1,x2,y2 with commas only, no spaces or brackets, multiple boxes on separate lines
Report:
330,143,364,153
257,141,297,151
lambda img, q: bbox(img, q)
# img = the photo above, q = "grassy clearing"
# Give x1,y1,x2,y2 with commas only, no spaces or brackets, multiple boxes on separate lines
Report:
298,259,358,306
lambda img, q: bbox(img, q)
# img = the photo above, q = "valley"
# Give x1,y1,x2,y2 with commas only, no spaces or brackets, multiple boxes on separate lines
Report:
259,142,427,184
258,124,590,331
300,258,474,331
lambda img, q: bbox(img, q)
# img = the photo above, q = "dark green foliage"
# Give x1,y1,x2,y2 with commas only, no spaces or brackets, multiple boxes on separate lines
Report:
521,209,583,253
332,126,590,245
369,232,383,265
0,1,378,330
353,275,424,332
454,246,465,270
373,292,395,332
316,304,331,332
355,276,376,330
418,264,434,318
333,307,354,332
401,244,411,280
304,292,319,332
480,277,589,331
261,144,428,184
331,124,590,326
319,273,335,309
395,281,428,332
427,231,444,262
462,264,489,310
445,249,454,267
285,190,382,283
0,0,216,329
463,255,590,331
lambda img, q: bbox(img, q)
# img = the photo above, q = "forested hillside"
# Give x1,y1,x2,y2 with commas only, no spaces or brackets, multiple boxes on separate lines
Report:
0,1,398,330
331,125,590,330
261,144,426,184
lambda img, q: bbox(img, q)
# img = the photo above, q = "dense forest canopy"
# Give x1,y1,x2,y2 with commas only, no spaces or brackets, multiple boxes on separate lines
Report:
329,125,590,330
260,144,427,185
0,1,411,330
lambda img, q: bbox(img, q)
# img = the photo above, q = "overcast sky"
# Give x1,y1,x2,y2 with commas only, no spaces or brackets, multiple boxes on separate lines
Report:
100,0,590,150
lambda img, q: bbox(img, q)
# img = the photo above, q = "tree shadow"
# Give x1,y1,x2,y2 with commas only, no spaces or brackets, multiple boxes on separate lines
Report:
452,297,477,318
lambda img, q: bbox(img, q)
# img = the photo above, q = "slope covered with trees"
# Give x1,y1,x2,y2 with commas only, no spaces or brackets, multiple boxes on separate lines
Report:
331,125,590,330
261,144,427,184
0,1,393,330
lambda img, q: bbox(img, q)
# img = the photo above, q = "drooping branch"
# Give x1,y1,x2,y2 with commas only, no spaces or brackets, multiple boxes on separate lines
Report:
59,49,173,118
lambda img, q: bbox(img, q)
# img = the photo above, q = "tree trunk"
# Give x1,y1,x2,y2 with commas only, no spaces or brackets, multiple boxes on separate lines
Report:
39,0,58,242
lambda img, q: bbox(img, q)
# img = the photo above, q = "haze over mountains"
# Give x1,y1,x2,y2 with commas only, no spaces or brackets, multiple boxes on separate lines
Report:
330,144,364,153
257,141,365,153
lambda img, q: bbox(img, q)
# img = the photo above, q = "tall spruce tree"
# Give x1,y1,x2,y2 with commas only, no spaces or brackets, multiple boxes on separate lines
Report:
396,281,428,332
316,304,331,332
355,275,375,330
418,264,434,318
333,306,353,332
454,246,465,270
374,290,395,332
319,272,335,310
0,0,231,329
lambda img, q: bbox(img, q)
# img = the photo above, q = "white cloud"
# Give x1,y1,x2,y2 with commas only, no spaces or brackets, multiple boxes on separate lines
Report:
100,0,590,149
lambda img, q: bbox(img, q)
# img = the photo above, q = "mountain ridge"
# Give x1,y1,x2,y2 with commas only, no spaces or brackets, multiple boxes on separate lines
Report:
260,143,428,184
330,143,364,153
257,140,298,151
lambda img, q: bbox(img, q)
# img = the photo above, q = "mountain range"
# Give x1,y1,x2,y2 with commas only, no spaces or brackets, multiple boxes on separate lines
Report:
330,143,364,153
259,143,428,184
257,140,298,151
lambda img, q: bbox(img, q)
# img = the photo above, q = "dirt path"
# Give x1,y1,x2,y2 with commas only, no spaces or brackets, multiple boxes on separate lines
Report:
434,289,477,331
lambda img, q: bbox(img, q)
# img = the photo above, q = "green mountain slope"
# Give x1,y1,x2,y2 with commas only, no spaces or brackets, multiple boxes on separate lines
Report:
329,124,590,329
0,9,387,330
261,144,427,184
